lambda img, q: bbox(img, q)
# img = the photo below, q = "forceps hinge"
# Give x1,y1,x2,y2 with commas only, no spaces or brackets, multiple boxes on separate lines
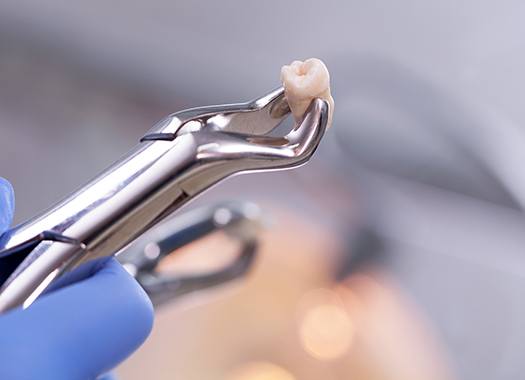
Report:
140,133,177,142
0,231,86,259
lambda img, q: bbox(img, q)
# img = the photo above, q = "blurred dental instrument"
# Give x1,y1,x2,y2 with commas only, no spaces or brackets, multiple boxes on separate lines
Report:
118,201,262,307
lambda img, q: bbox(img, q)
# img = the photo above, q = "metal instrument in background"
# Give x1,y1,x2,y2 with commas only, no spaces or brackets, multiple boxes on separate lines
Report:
0,86,330,313
118,201,262,307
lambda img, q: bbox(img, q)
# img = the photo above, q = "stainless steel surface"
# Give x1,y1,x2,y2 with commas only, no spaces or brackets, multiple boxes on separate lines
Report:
119,201,262,307
0,88,329,313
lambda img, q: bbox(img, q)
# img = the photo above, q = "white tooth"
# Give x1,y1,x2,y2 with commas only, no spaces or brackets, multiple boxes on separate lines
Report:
280,58,334,128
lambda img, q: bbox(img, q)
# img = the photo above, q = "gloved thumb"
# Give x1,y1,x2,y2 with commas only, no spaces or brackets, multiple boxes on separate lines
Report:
0,177,14,234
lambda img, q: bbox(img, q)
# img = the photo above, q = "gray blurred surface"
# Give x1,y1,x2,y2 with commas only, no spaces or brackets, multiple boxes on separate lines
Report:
1,1,525,379
0,1,523,110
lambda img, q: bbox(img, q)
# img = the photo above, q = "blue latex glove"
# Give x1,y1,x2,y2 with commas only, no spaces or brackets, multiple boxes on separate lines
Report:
0,177,154,380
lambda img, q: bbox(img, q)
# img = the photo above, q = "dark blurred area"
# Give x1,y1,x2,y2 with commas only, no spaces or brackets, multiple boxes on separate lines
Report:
2,1,525,379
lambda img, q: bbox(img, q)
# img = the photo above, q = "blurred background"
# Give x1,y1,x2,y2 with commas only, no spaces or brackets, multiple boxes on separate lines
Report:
1,1,525,379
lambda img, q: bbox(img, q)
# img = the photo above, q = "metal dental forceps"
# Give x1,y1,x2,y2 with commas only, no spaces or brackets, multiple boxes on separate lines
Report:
118,201,262,307
0,86,329,313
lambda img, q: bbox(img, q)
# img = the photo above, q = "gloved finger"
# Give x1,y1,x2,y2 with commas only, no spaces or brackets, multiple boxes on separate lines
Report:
0,177,14,235
44,256,113,294
0,258,154,380
98,373,117,380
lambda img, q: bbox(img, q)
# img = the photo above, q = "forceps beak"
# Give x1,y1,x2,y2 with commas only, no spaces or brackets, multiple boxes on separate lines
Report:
157,89,331,197
141,87,290,140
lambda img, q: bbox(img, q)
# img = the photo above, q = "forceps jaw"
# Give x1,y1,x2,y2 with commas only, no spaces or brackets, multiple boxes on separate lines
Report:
176,97,329,196
141,87,290,140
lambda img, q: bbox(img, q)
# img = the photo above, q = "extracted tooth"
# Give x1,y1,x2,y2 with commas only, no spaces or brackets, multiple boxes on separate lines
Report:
280,58,334,128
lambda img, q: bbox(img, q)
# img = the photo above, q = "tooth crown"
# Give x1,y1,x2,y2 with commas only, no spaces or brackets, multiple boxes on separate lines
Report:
280,58,334,127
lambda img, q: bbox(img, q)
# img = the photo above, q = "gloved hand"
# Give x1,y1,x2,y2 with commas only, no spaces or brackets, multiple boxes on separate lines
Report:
0,177,154,380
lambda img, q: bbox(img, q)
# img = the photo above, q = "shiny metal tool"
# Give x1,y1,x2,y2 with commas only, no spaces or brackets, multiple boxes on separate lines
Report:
0,86,329,313
118,201,261,307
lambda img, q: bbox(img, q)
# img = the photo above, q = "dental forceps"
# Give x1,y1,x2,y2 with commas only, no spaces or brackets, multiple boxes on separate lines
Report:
0,86,329,313
118,201,261,307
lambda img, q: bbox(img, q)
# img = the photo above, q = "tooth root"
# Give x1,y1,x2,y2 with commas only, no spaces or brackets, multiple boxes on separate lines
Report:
280,58,334,128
